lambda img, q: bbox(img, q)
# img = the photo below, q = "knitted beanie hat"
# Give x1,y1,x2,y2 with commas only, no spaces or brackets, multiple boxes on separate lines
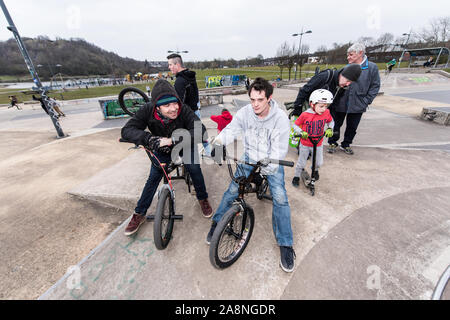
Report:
155,94,179,107
341,64,362,82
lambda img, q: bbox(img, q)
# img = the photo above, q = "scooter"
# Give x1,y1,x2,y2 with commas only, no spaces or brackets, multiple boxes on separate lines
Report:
295,132,326,196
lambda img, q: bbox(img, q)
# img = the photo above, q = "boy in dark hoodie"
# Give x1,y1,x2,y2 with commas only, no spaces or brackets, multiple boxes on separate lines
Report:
121,79,213,236
210,108,233,133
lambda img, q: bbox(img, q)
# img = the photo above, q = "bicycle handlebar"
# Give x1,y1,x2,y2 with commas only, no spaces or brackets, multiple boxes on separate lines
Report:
293,132,327,145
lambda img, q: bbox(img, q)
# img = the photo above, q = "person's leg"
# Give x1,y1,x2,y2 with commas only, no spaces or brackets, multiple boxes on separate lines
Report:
211,162,253,224
184,163,208,200
266,165,293,247
134,152,170,215
341,113,363,148
294,145,310,177
314,145,323,169
328,111,346,146
194,109,212,156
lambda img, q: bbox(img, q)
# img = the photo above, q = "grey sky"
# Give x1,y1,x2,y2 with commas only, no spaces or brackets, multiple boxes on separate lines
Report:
0,0,449,62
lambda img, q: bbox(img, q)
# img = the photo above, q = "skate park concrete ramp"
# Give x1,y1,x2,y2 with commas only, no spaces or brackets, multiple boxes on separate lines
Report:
40,128,450,299
2,88,449,300
381,72,450,104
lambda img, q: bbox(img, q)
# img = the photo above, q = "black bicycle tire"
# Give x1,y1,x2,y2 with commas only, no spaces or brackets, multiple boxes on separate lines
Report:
154,188,175,250
118,87,150,116
209,204,254,269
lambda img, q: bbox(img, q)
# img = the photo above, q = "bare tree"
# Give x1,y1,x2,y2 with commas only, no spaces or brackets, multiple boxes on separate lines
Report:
418,16,450,46
275,41,291,79
376,33,394,52
358,36,375,47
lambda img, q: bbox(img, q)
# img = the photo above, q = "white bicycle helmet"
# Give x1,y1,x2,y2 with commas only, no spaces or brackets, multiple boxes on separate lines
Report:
309,89,334,105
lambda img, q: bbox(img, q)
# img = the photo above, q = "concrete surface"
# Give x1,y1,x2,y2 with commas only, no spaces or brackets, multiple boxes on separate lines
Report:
1,74,449,300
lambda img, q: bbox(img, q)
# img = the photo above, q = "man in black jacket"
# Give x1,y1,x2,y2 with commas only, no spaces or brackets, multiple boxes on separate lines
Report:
290,64,362,118
167,53,199,112
168,53,211,155
121,79,213,236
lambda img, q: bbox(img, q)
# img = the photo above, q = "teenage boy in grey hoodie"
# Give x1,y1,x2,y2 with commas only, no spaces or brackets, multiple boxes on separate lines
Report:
206,77,296,273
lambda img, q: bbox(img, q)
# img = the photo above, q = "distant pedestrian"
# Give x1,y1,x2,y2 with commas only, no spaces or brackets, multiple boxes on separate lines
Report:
32,95,49,115
245,77,250,90
49,98,66,117
8,95,21,110
210,108,233,133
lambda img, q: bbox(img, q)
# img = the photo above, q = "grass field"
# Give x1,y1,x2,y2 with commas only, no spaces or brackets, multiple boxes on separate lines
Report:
1,64,448,105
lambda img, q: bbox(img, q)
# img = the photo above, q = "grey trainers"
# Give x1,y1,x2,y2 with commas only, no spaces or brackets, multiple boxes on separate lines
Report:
206,221,217,245
340,145,354,155
280,246,296,273
328,143,338,154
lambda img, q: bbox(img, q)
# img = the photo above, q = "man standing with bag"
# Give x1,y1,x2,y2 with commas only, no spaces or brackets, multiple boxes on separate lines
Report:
290,64,362,119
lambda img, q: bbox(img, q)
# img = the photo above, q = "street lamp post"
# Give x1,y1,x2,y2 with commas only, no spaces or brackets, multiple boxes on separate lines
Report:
167,50,188,54
398,30,412,69
292,28,312,80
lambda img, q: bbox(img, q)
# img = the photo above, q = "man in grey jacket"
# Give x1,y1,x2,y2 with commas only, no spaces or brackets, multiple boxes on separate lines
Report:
328,43,381,155
206,77,296,273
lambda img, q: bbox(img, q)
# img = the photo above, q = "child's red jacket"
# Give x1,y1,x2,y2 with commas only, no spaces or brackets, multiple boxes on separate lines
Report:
294,108,334,147
211,110,233,133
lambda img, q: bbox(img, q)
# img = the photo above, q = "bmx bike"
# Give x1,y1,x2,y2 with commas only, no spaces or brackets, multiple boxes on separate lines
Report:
118,87,150,116
209,146,294,269
119,138,193,250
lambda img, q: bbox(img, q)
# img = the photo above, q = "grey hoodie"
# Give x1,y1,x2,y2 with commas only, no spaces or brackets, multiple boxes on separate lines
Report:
216,99,290,175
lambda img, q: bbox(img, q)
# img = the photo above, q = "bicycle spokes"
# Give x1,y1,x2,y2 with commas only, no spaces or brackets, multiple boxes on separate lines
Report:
217,212,248,262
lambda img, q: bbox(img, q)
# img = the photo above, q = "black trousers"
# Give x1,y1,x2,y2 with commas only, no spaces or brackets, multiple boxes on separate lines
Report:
328,111,363,148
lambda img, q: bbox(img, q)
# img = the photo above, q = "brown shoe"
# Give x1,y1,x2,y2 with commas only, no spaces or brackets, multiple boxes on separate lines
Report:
199,199,213,218
124,213,146,236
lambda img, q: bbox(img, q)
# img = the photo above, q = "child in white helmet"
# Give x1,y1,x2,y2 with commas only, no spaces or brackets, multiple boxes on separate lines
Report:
292,89,335,187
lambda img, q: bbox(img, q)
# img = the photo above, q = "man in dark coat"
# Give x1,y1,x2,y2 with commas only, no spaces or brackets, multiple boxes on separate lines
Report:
327,43,380,155
290,64,362,119
121,79,213,236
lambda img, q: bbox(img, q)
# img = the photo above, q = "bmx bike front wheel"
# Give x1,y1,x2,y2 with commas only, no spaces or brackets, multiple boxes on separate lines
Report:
209,204,254,269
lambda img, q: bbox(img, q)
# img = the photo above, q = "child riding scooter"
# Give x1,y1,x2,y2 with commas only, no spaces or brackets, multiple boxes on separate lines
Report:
291,89,334,195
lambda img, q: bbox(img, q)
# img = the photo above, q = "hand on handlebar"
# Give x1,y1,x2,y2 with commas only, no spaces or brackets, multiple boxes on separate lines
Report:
300,131,308,139
210,144,226,165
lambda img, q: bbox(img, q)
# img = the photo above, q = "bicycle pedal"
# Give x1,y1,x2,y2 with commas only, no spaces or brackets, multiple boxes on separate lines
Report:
146,215,155,221
172,215,183,220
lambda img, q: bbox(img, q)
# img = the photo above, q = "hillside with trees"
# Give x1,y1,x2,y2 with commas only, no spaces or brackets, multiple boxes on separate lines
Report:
0,36,159,79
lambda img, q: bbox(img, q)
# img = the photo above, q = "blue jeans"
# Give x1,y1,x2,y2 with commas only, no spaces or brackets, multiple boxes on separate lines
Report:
135,150,208,215
194,109,212,156
212,157,293,247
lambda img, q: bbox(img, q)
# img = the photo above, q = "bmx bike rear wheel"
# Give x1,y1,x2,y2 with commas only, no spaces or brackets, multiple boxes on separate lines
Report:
118,87,150,117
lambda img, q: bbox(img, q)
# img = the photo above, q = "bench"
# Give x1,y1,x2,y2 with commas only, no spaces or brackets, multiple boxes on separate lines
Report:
411,60,428,67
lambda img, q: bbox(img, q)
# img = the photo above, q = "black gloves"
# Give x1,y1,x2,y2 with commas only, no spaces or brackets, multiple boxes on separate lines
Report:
291,107,302,117
211,144,226,164
146,136,171,154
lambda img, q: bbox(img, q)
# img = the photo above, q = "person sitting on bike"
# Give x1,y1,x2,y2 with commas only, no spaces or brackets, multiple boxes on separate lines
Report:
207,77,296,273
386,58,396,73
292,89,334,187
121,79,213,236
